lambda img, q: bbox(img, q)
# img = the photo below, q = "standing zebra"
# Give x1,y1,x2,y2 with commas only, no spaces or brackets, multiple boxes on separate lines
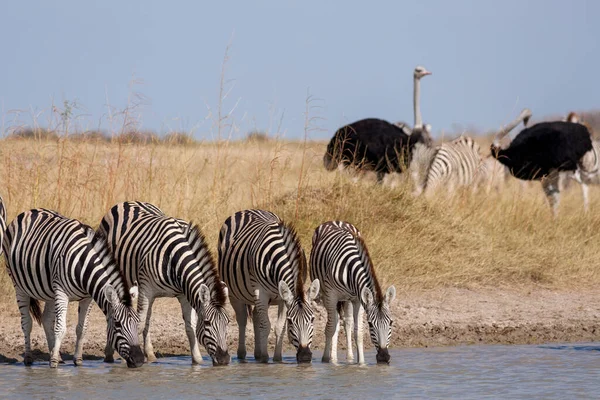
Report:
3,208,144,368
567,112,600,212
98,201,230,366
417,135,484,196
310,221,396,364
218,209,320,363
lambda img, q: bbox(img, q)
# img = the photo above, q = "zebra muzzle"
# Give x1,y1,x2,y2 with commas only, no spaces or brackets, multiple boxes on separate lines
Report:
376,348,390,364
212,347,231,366
296,346,313,363
126,345,145,368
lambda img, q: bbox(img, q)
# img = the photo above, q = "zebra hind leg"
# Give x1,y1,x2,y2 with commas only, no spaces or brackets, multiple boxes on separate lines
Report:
138,292,157,363
178,295,203,364
352,300,366,365
252,292,271,363
73,298,93,366
41,300,64,364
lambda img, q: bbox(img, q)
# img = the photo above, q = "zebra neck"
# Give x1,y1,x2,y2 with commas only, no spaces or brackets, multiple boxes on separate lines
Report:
93,283,115,317
181,267,215,310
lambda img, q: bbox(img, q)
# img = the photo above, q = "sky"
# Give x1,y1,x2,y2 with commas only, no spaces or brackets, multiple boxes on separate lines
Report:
1,0,599,140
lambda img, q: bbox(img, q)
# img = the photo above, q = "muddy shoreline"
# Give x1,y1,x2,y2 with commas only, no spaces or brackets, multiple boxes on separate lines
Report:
1,287,598,364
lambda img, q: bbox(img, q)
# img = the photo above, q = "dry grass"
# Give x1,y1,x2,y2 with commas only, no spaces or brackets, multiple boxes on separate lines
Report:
1,135,600,310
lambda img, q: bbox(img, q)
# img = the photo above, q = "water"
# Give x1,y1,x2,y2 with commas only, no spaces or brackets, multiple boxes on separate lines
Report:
1,343,599,399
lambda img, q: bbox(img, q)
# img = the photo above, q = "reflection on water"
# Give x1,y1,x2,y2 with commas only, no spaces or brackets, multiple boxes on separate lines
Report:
1,344,599,399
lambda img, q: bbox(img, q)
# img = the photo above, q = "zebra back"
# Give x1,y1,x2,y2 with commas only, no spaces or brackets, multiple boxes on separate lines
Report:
219,209,308,302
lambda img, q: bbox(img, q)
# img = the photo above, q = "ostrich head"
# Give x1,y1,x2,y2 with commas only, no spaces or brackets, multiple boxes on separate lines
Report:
414,66,432,79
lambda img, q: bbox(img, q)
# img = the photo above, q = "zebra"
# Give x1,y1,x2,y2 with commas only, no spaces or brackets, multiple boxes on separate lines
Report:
98,201,231,366
218,209,320,363
3,208,144,368
309,221,396,364
416,135,484,196
564,112,600,212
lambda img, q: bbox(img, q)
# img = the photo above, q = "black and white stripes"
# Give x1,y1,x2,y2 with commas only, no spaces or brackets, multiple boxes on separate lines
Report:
218,209,320,363
98,201,230,366
310,221,395,364
3,208,144,368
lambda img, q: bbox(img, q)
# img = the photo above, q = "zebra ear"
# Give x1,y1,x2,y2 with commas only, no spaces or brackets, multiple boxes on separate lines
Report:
105,286,120,306
221,281,229,302
385,286,396,305
360,287,374,308
200,284,211,305
307,279,320,301
129,281,139,300
278,281,294,306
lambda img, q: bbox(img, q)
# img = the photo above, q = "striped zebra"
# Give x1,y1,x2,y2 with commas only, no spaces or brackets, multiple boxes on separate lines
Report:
3,208,144,368
310,221,396,364
566,112,600,212
218,209,320,363
417,135,484,196
98,201,230,366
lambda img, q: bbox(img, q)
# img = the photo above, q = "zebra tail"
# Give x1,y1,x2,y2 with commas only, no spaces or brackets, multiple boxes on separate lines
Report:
30,299,43,326
246,305,253,322
336,301,344,319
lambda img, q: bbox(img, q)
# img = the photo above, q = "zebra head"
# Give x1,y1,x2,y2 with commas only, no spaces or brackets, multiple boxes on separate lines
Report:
105,285,144,368
361,285,396,364
196,282,231,366
278,279,320,363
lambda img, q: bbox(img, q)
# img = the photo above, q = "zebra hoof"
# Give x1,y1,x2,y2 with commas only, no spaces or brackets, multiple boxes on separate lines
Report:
104,355,115,363
191,357,202,365
23,354,34,366
146,354,157,363
273,356,283,363
49,359,59,368
237,351,246,361
74,358,83,367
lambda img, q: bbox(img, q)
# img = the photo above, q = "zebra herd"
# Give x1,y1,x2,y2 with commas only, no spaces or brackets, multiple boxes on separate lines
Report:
2,198,394,367
324,66,598,216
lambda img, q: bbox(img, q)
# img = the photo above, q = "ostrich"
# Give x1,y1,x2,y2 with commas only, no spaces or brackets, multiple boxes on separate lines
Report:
490,109,593,216
323,66,433,183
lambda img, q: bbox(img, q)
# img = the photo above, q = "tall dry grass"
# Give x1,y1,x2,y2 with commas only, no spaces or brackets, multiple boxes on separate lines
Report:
1,133,600,309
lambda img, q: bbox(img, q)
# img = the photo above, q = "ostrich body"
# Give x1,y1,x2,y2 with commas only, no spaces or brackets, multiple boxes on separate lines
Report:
324,66,433,182
491,109,592,216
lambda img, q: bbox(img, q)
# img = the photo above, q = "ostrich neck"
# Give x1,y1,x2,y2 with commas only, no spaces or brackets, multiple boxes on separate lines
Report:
494,113,527,149
413,76,422,128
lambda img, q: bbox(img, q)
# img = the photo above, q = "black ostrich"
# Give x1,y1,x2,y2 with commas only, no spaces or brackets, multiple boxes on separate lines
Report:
490,109,593,216
323,66,433,182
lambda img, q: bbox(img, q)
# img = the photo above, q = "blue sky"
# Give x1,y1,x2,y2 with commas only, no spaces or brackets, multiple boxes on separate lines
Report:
1,0,598,140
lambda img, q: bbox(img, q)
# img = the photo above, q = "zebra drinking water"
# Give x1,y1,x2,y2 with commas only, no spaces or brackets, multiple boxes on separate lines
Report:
310,221,396,364
3,208,144,368
98,201,230,366
218,209,320,363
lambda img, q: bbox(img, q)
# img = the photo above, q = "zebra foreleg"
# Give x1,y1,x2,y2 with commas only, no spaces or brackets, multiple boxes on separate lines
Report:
352,300,366,365
342,301,354,363
16,291,34,366
73,298,92,366
50,292,69,368
177,295,203,364
322,297,340,363
273,301,287,362
253,292,271,363
138,292,156,363
230,298,249,361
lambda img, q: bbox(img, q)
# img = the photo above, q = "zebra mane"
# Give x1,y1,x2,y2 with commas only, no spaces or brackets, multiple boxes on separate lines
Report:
91,229,133,307
185,223,227,306
278,220,308,301
350,231,384,305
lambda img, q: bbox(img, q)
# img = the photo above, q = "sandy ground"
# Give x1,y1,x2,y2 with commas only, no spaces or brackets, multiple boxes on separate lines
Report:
0,287,599,364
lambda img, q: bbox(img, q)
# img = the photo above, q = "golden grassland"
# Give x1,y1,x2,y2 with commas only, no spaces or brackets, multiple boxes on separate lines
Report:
0,135,600,312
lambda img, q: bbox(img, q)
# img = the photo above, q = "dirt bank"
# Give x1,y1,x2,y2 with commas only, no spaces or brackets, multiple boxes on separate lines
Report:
1,287,598,364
